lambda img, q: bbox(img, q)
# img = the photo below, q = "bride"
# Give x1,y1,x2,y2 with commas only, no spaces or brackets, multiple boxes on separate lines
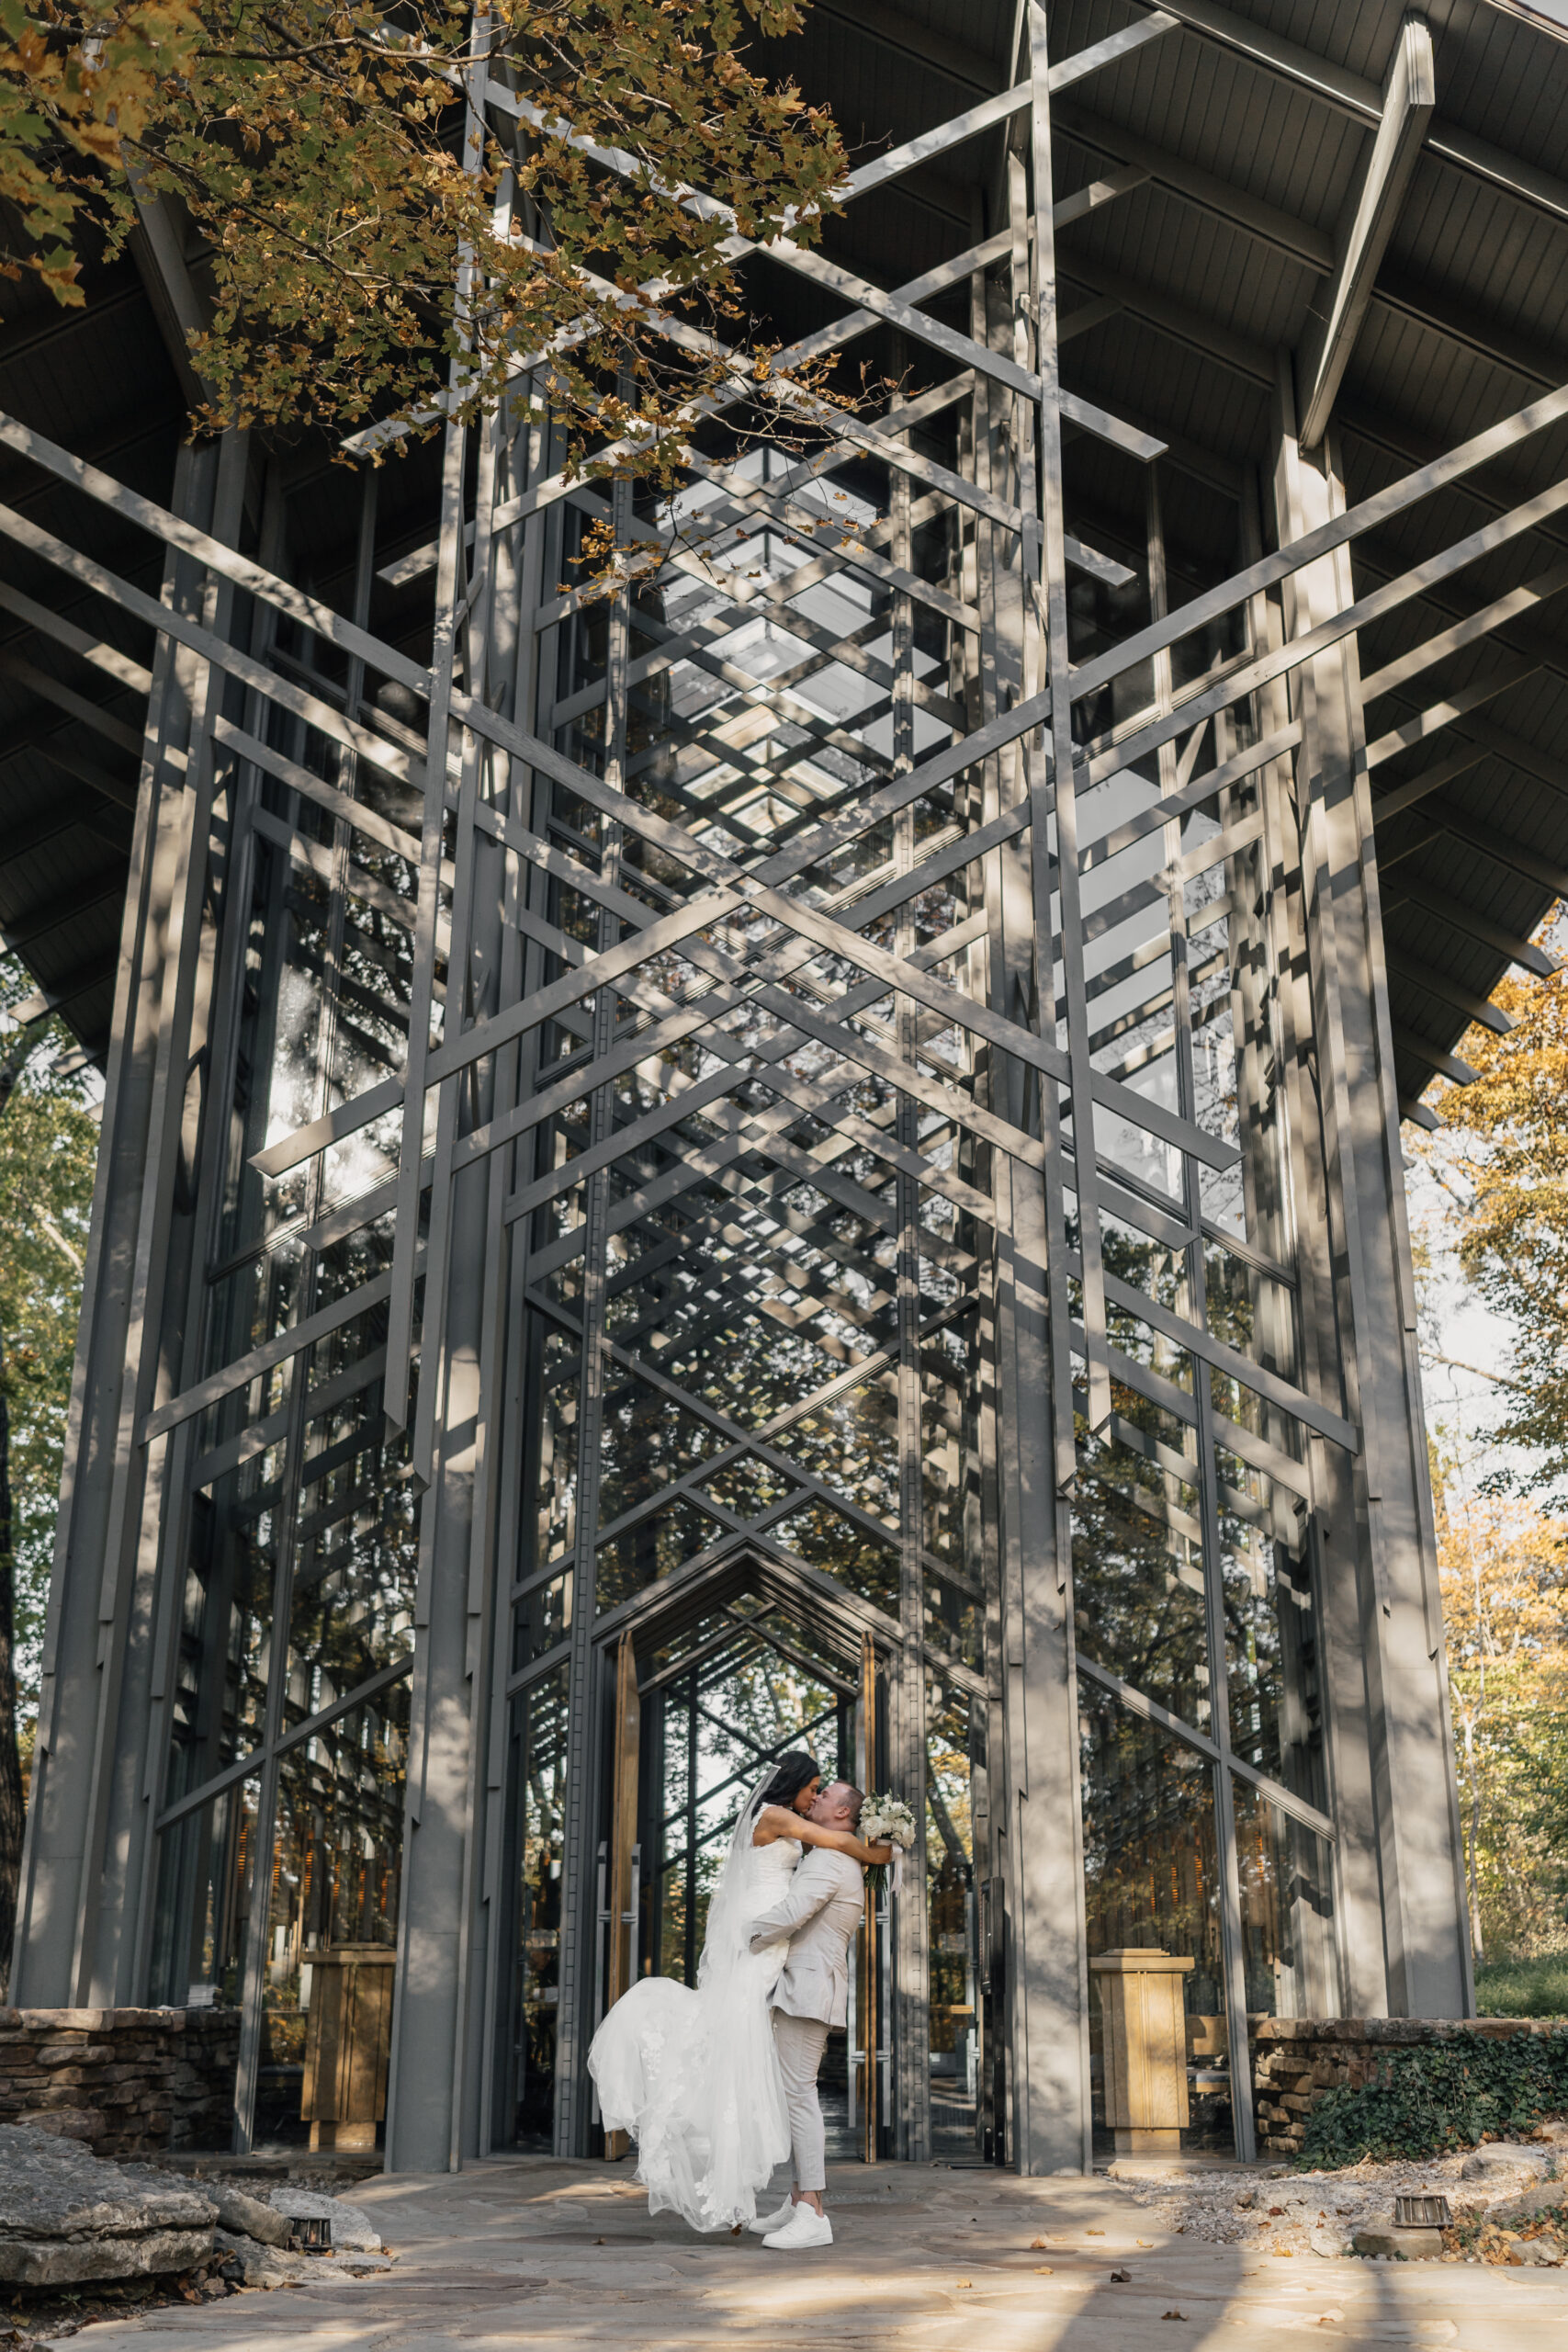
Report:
588,1750,891,2233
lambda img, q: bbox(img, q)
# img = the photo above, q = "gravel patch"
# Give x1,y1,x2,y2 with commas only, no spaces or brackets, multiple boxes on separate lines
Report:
1102,2143,1562,2258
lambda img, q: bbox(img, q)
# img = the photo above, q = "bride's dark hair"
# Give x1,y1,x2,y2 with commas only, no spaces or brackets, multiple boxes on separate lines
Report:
752,1749,821,1815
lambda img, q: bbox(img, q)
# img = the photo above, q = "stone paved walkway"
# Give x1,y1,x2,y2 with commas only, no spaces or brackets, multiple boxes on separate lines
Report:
60,2157,1568,2351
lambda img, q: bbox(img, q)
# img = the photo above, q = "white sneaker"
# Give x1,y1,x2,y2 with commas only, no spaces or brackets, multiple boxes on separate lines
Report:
748,2199,796,2235
762,2206,833,2250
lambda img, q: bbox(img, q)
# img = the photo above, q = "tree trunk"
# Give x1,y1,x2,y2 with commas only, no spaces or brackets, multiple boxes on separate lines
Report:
1460,1707,1484,1969
0,1329,23,1999
0,1020,47,1998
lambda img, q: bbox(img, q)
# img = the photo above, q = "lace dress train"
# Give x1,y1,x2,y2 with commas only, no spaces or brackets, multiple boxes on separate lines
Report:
587,1836,796,2232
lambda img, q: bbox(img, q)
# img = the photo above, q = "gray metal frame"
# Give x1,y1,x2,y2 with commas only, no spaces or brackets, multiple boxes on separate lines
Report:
13,3,1505,2174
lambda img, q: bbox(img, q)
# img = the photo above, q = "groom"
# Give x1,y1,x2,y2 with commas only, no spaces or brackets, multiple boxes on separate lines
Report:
745,1780,867,2251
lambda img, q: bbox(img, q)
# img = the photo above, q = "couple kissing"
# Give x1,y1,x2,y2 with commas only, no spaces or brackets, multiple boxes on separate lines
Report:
587,1752,893,2249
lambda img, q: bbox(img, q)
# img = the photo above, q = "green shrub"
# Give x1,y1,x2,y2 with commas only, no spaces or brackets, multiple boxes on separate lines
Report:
1293,2029,1568,2169
1473,1951,1568,2019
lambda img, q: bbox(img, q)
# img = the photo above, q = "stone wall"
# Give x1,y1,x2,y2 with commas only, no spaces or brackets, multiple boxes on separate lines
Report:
1252,2017,1562,2157
0,2009,240,2157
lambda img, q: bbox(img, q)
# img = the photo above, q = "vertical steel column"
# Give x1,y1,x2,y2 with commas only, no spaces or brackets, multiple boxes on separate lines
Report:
1269,360,1470,2018
888,354,932,2163
475,383,551,2160
553,463,634,2156
1147,469,1258,2165
13,431,249,2009
386,384,511,2173
973,20,1089,2175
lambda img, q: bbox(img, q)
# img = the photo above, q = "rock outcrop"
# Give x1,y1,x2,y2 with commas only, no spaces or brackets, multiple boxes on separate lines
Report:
0,2125,216,2285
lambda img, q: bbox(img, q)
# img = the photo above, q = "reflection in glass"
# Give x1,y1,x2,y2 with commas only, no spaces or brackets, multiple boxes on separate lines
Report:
926,1682,981,2157
1071,1427,1210,1734
597,1365,725,1527
149,1776,259,2018
524,1319,579,1585
923,1567,983,1673
1215,1442,1321,1804
286,1374,419,1726
1079,1685,1230,2153
165,1476,279,1809
773,1500,901,1618
513,1571,572,1673
595,1496,722,1611
254,1680,411,2147
1232,1776,1337,2018
508,1666,569,2148
768,1376,901,1532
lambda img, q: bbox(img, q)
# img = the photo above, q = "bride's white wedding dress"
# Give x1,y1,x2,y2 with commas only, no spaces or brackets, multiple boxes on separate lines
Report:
588,1810,797,2233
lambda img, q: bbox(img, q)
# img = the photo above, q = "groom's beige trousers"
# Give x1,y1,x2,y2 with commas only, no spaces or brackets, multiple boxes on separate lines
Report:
772,2010,830,2192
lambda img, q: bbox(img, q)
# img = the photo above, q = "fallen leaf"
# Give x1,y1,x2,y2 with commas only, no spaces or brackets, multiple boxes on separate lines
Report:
955,2278,972,2289
1033,2266,1054,2275
1111,2268,1132,2282
1086,2228,1104,2235
1272,2248,1294,2258
1162,2312,1187,2323
1030,2238,1046,2249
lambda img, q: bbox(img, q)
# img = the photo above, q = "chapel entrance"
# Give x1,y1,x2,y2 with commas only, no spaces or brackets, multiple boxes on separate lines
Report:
587,1582,890,2163
502,1545,992,2166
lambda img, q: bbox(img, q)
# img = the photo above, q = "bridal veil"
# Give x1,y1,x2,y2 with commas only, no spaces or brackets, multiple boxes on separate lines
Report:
586,1767,793,2231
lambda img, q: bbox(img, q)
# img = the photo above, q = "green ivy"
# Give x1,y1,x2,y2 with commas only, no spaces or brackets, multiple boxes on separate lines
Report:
1294,2030,1568,2169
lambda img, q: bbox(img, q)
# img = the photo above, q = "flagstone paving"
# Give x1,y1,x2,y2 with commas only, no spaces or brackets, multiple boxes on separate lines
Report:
52,2156,1568,2352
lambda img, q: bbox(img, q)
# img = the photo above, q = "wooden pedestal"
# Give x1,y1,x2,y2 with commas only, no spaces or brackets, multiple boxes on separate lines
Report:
1090,1947,1195,2154
301,1944,394,2155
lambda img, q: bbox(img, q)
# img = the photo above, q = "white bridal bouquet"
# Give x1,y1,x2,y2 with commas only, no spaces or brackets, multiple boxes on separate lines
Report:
860,1793,917,1894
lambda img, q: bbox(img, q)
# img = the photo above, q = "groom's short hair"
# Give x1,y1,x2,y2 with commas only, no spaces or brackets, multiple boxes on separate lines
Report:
828,1781,864,1827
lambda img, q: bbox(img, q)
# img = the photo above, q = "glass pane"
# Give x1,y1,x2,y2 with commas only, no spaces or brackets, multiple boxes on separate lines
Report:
597,1365,726,1528
1216,1441,1322,1805
254,1679,411,2150
510,1665,570,2149
149,1776,259,2022
1232,1776,1337,2019
1071,1427,1211,1735
926,1682,981,2159
595,1495,723,1611
923,1567,983,1673
523,1319,579,1584
513,1571,572,1673
1078,1683,1232,2155
773,1500,901,1617
286,1371,420,1726
164,1465,281,1809
769,1376,901,1531
146,1776,257,2152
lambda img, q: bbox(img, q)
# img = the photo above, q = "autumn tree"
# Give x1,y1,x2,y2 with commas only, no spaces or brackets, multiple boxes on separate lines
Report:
1434,943,1568,1507
0,2,849,480
1436,1469,1568,1963
0,960,97,1995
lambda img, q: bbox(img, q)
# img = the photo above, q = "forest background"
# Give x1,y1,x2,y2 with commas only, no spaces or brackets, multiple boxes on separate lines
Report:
1410,904,1568,2013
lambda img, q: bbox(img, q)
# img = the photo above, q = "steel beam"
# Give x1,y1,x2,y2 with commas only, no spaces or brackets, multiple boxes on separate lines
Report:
1300,17,1434,449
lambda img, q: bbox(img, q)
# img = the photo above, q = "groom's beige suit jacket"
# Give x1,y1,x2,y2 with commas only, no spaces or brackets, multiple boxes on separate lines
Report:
748,1847,864,2027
